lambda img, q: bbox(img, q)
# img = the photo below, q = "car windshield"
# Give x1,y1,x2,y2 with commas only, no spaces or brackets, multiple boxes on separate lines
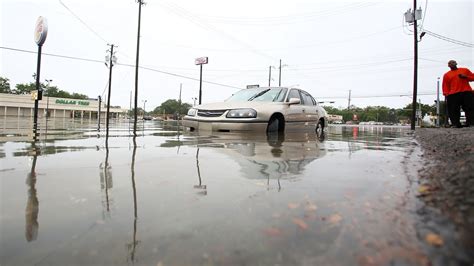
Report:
226,88,288,102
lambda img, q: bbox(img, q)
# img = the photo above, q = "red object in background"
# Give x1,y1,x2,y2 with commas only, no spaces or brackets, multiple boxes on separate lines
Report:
352,126,358,139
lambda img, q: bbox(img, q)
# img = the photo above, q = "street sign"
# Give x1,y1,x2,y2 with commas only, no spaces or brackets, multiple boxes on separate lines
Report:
195,57,208,65
34,16,48,46
31,90,38,100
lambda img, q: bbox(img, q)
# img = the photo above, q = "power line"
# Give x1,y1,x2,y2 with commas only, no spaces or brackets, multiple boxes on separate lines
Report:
1,46,104,64
176,2,378,26
118,63,241,89
157,1,276,61
59,0,109,44
319,92,437,99
422,29,473,48
0,46,241,90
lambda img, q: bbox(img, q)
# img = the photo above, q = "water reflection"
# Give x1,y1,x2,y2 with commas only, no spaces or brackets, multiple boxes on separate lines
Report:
193,148,207,195
25,142,40,242
188,131,326,190
99,129,113,214
127,136,140,262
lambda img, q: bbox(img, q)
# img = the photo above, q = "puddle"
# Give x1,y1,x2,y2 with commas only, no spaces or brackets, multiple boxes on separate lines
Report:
0,119,470,265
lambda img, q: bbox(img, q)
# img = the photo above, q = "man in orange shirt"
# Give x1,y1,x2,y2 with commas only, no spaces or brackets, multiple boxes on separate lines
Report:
442,60,474,127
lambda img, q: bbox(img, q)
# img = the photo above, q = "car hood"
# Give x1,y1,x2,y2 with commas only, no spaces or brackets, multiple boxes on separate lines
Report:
194,101,282,110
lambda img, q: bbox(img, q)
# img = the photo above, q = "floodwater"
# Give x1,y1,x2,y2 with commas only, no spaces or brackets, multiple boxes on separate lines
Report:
0,118,468,265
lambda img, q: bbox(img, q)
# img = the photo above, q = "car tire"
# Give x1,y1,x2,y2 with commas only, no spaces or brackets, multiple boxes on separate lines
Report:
267,116,284,133
316,120,324,136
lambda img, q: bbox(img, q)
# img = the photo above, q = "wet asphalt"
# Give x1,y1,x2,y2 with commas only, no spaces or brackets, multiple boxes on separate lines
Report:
414,127,474,265
0,119,473,265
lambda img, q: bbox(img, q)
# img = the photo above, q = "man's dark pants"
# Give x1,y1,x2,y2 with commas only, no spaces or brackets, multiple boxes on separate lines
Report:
447,91,474,127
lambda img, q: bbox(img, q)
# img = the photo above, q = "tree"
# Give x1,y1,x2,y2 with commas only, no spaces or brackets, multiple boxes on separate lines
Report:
13,82,38,95
129,108,144,117
0,77,11,93
152,99,192,116
71,92,88,99
9,80,90,100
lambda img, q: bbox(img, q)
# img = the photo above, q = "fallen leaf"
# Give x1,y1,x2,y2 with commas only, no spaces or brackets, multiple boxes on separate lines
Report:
293,218,308,230
288,203,300,209
305,203,318,211
328,214,342,225
263,227,282,236
425,233,444,246
418,185,431,195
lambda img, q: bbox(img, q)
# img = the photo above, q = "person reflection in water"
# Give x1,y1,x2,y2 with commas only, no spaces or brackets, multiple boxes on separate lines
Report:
25,144,39,242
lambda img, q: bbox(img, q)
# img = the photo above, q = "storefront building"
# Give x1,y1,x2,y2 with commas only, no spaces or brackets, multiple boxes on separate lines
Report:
0,93,127,119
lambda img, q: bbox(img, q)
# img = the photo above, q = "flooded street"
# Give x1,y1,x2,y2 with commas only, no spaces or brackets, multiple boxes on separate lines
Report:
0,119,467,265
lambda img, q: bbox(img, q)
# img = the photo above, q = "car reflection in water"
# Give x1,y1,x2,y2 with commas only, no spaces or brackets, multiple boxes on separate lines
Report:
164,131,326,191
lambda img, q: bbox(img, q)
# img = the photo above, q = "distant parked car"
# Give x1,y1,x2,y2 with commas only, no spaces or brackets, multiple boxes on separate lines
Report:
183,87,328,134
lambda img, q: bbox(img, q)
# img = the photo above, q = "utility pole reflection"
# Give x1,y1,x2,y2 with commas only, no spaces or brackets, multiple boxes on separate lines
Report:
99,128,113,214
267,132,284,192
25,141,40,242
194,148,207,195
127,136,140,262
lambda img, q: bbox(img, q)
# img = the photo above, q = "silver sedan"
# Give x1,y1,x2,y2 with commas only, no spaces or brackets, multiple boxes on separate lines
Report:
183,87,328,134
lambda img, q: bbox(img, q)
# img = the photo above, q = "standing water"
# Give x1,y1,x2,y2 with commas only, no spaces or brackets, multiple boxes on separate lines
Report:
0,118,467,265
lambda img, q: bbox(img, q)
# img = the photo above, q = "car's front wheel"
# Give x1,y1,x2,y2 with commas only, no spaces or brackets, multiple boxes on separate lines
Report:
267,115,284,133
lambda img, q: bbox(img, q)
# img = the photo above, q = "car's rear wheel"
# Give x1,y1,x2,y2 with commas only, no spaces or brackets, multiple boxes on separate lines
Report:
316,119,324,136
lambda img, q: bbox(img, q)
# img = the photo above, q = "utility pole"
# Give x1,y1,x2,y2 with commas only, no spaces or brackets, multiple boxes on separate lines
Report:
268,66,272,87
134,0,145,136
436,77,440,127
45,79,52,118
405,0,422,130
129,91,132,133
179,83,182,104
347,90,351,110
418,98,422,126
98,95,102,131
278,59,282,86
105,44,116,134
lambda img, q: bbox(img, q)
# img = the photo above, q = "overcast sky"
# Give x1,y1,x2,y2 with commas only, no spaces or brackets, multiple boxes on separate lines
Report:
1,0,473,110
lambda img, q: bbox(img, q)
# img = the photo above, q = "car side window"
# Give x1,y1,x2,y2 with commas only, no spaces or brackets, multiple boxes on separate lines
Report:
287,89,301,103
302,92,315,106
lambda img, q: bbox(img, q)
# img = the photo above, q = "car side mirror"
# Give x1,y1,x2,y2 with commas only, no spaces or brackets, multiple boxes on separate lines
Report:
288,98,300,105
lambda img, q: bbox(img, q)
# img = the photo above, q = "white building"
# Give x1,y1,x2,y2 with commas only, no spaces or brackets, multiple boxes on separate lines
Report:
327,114,344,124
0,93,127,119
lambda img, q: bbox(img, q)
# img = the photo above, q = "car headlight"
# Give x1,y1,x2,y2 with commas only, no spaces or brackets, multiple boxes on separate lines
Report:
187,108,197,116
226,108,257,118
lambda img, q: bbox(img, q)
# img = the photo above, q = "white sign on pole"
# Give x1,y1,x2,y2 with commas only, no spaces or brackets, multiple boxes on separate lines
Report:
195,57,208,65
34,16,48,46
